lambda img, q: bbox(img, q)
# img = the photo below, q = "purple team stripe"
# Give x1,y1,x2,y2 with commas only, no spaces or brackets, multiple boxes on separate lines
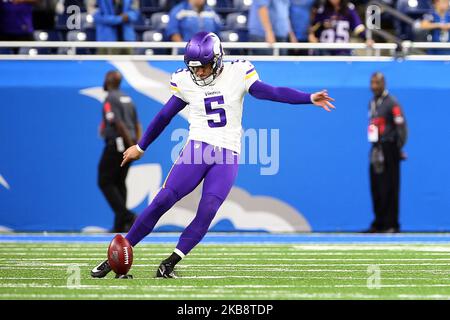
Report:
245,68,255,74
170,82,178,87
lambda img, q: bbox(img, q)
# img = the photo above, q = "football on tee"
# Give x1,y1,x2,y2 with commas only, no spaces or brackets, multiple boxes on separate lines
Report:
108,234,133,275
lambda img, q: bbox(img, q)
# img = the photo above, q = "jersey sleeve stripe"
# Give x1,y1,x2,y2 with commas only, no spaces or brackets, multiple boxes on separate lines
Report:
170,85,180,92
245,71,257,79
170,81,178,87
245,67,255,74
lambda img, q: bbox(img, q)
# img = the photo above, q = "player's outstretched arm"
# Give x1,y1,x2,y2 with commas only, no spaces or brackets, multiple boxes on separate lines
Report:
248,80,335,112
121,95,187,167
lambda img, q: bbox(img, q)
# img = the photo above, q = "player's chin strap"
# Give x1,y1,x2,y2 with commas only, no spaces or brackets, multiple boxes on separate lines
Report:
189,54,223,87
194,73,215,86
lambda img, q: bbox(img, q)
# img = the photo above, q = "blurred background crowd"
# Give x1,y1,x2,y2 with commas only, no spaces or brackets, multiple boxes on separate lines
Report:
0,0,449,55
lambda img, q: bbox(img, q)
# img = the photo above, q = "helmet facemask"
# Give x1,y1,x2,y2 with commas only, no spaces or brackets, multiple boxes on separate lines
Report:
187,55,222,86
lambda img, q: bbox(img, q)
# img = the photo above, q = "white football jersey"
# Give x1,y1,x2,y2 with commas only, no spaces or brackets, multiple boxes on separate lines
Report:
169,60,259,154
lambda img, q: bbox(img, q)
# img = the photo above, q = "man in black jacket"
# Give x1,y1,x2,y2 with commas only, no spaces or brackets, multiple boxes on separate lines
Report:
98,70,141,232
366,72,408,233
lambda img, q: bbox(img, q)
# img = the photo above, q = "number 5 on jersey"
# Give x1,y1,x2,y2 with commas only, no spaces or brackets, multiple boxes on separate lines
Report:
204,96,227,128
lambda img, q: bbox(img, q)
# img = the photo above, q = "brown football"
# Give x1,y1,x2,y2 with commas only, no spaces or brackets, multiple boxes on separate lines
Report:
107,234,133,275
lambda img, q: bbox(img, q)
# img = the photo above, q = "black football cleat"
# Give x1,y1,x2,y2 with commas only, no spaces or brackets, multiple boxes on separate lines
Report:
156,261,178,279
91,259,112,278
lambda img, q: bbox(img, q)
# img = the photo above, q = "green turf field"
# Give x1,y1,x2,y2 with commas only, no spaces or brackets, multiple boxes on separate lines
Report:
1,242,450,300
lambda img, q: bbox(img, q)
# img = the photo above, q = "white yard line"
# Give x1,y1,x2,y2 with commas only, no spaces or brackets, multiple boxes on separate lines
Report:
0,283,449,289
0,276,441,280
0,292,448,299
3,257,450,261
2,262,450,268
0,267,448,273
291,245,450,251
0,250,450,259
2,244,450,251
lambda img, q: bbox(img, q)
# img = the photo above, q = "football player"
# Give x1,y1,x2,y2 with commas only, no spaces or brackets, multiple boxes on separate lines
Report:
91,31,335,279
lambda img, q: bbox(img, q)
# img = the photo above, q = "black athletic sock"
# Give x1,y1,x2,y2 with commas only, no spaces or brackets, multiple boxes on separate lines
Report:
163,252,182,266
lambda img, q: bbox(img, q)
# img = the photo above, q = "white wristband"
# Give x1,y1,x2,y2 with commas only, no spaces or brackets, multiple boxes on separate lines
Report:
135,144,145,154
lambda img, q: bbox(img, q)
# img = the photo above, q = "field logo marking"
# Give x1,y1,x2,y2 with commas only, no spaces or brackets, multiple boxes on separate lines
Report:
67,265,81,289
367,265,381,290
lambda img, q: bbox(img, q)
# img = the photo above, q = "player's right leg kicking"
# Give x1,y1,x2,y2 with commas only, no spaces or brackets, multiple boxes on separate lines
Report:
156,145,238,278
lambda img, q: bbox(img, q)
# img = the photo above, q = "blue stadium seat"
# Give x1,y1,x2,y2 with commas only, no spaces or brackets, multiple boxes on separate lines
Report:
33,30,63,54
33,30,63,42
233,0,252,12
140,0,159,9
395,0,432,40
220,30,247,55
55,14,69,31
220,30,240,42
150,12,170,31
83,28,96,41
18,47,39,55
66,30,87,42
159,0,184,11
397,0,432,17
80,13,95,30
213,0,233,9
138,30,170,55
212,0,237,14
141,0,166,14
60,31,94,55
134,13,152,32
0,48,13,54
142,30,164,42
225,12,248,30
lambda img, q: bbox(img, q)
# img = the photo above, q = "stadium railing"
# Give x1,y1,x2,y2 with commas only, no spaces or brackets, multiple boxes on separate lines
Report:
0,41,397,57
0,41,449,60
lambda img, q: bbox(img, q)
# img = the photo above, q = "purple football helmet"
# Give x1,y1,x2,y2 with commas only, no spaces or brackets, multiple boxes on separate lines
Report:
184,32,224,86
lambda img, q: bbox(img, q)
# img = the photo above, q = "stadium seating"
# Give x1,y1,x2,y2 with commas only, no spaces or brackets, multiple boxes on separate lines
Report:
395,0,433,40
396,0,432,17
150,12,170,31
233,0,252,12
134,13,153,41
140,0,164,14
224,12,248,30
59,30,94,54
0,0,442,56
140,30,171,55
32,30,64,54
55,13,69,31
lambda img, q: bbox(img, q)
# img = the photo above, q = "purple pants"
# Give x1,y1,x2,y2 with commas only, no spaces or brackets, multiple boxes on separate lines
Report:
126,140,239,256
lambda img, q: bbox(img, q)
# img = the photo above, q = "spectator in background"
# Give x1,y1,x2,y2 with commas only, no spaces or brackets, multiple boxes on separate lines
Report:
289,0,317,55
248,0,297,54
0,0,37,45
420,0,450,55
94,0,138,54
98,70,141,233
166,0,221,42
366,73,408,233
290,0,316,42
308,0,373,55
